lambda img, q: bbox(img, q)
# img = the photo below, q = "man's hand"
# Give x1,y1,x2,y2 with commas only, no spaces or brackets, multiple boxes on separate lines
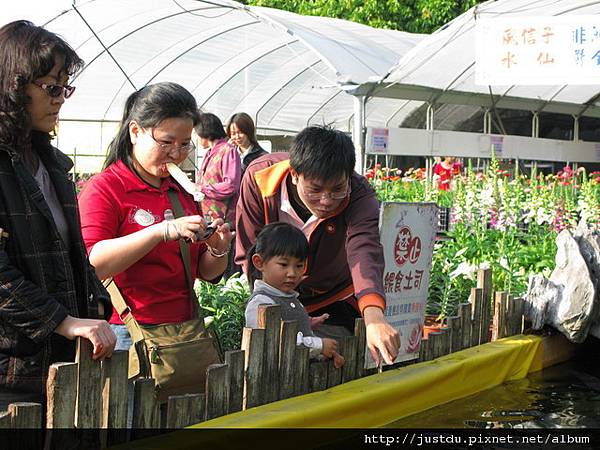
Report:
363,306,400,366
55,316,117,360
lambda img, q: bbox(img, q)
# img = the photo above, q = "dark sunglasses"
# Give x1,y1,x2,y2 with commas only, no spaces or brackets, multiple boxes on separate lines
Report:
31,81,76,99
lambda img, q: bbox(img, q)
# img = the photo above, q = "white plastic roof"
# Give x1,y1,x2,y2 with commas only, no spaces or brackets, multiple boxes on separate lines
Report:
4,0,423,134
358,0,600,120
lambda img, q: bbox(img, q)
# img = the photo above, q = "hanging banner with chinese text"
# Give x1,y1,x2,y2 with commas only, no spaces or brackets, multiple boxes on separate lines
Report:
365,202,438,369
476,16,600,85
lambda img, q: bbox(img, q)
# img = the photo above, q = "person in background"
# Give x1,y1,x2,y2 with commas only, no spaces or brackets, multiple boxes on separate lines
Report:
236,125,400,367
226,112,268,173
78,82,234,352
0,20,115,409
195,112,241,276
433,156,462,191
245,222,344,368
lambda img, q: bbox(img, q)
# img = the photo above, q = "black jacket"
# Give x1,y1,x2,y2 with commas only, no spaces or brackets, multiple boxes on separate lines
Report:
241,144,268,173
0,133,110,396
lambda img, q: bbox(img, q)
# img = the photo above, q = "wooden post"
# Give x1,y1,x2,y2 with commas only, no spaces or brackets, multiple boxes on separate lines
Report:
469,288,483,347
205,364,229,420
46,362,77,429
241,327,265,409
447,316,461,354
75,338,102,428
225,350,244,413
439,328,451,357
477,268,493,343
101,350,128,447
418,336,430,362
295,345,310,396
187,393,205,425
309,361,328,392
257,304,281,403
492,292,508,340
9,403,42,449
429,331,442,359
166,395,192,428
458,303,472,351
327,359,342,388
339,335,358,383
0,411,10,428
132,378,158,437
279,321,298,400
513,297,524,335
354,318,367,378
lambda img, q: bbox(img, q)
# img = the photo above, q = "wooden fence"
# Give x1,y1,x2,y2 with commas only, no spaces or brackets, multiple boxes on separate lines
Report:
0,268,527,441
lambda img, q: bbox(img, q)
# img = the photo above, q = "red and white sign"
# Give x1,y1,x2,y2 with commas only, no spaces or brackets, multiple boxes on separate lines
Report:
365,202,438,369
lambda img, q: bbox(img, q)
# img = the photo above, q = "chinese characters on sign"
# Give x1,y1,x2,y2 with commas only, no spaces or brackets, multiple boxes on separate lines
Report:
476,16,600,85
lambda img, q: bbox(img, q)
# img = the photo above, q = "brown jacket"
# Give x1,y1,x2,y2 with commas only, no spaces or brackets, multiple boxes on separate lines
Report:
235,153,385,316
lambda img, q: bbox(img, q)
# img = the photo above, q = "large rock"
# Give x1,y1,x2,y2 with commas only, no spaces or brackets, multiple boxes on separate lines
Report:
525,230,596,343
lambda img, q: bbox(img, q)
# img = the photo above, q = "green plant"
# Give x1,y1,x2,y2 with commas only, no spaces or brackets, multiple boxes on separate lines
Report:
195,273,250,352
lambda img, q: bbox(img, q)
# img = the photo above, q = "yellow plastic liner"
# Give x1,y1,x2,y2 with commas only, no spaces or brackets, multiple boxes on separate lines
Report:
194,333,574,429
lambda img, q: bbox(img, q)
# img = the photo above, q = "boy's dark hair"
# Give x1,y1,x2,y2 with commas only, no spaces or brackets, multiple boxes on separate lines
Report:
195,112,227,141
104,82,200,170
289,125,355,181
246,222,308,290
0,20,83,150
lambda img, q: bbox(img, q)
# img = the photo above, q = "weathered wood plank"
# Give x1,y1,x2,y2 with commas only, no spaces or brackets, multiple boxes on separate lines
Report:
205,363,229,420
188,393,205,425
429,331,442,359
295,345,310,396
339,335,358,383
470,288,483,347
241,327,265,409
131,378,157,438
439,328,450,357
326,359,342,388
46,362,77,429
9,402,41,428
75,337,102,428
0,411,11,428
166,395,191,428
279,320,298,400
354,318,367,378
309,361,328,392
418,336,430,362
224,350,244,413
458,303,472,351
102,350,128,446
513,297,524,335
447,316,461,354
477,268,493,343
257,304,281,403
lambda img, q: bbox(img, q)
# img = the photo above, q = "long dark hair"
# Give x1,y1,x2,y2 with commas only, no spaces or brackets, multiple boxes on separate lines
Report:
246,222,308,290
195,112,227,141
0,20,83,150
104,82,200,170
226,112,259,148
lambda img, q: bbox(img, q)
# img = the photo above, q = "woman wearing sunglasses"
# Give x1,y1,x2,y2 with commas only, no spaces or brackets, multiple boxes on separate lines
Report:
0,20,116,409
78,82,233,354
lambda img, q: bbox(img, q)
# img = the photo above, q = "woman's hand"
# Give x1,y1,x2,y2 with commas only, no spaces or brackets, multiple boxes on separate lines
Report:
55,316,117,360
164,215,209,242
204,213,235,254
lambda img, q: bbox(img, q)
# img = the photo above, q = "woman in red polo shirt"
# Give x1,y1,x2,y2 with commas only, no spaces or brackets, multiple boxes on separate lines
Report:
78,82,233,351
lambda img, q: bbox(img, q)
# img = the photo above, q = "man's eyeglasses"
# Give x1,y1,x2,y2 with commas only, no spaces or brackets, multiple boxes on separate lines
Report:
145,129,196,155
298,182,350,201
32,81,76,99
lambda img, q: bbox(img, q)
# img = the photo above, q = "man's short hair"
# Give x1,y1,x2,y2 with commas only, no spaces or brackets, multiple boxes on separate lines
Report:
289,126,355,181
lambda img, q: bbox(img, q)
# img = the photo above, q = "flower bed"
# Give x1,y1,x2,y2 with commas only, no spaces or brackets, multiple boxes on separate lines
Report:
367,158,600,320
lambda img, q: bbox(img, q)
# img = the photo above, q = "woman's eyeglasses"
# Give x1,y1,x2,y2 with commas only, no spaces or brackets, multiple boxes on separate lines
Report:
31,81,76,99
146,129,196,155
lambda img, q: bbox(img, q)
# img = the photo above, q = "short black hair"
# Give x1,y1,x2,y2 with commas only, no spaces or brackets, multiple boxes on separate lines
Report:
246,222,308,289
289,125,355,181
195,112,227,140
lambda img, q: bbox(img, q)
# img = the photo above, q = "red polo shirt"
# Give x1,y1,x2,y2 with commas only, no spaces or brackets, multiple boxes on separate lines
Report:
78,161,207,325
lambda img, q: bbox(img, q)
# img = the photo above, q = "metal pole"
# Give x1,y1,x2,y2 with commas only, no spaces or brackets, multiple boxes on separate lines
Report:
352,95,366,175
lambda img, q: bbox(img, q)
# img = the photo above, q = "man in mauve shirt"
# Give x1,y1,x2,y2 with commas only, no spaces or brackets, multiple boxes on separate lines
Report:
235,125,400,366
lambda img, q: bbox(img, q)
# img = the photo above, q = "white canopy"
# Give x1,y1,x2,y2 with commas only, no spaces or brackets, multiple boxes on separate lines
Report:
4,0,422,134
356,0,600,124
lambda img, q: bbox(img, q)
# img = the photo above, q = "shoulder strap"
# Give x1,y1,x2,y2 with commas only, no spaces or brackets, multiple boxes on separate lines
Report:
167,189,201,318
103,278,145,344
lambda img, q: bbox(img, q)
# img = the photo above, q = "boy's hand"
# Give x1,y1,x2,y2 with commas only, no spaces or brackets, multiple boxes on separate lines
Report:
321,337,338,358
332,351,345,369
310,313,329,329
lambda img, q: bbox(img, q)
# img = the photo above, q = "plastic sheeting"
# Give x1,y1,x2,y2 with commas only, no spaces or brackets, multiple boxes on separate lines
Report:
4,0,422,134
360,0,600,121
